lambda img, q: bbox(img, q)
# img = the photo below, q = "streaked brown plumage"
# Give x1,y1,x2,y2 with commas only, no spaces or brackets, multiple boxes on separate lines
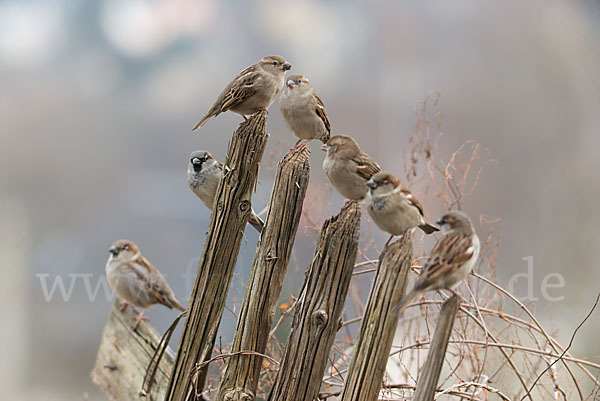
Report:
105,240,185,328
193,55,291,130
322,135,382,201
365,172,439,240
392,211,480,315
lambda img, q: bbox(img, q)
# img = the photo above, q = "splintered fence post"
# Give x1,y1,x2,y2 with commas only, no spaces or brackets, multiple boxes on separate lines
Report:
266,203,361,401
216,146,311,401
340,234,413,401
164,113,269,401
92,300,175,401
412,294,460,401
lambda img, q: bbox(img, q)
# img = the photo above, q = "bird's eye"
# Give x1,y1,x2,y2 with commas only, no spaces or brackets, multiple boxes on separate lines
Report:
272,61,278,65
297,80,302,84
123,245,129,251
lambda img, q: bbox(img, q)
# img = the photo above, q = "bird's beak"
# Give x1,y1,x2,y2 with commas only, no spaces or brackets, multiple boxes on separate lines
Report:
366,179,377,189
320,144,328,152
436,218,445,226
281,62,292,71
109,246,119,256
287,79,296,88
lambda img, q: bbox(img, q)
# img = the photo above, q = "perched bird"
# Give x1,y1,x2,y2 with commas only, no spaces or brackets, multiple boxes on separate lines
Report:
365,171,439,245
392,211,480,314
192,55,292,130
322,135,382,201
105,240,186,329
187,150,264,232
279,74,331,147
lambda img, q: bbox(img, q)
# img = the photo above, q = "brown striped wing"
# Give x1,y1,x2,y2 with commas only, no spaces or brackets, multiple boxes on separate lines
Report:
314,94,331,133
415,232,474,290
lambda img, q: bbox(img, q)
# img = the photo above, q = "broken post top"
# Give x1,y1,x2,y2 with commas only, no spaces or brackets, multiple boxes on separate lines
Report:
211,111,269,229
224,111,268,166
91,300,175,401
280,143,311,166
379,232,413,265
322,202,361,234
235,110,267,137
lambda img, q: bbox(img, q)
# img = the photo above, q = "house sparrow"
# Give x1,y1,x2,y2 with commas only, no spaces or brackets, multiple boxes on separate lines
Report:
392,211,480,314
365,172,439,245
279,74,331,147
192,55,292,130
187,151,264,232
105,240,186,329
322,135,382,201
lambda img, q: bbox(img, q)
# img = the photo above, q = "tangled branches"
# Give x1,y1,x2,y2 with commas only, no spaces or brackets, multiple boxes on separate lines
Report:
197,93,599,401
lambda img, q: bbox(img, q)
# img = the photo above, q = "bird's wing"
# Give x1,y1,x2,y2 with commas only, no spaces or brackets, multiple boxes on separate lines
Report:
132,256,175,308
354,152,382,181
145,282,175,309
132,255,157,275
314,94,331,133
416,233,475,290
398,187,425,217
219,70,260,112
193,66,260,130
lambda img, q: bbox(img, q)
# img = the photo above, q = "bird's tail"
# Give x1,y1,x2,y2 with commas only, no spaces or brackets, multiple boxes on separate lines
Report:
391,289,420,316
192,113,212,131
249,211,264,233
419,222,439,234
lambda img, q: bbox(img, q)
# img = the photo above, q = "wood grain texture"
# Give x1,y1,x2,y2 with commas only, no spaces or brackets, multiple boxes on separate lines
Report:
216,146,311,401
266,203,361,401
91,299,175,401
340,234,413,401
165,113,269,401
412,294,460,401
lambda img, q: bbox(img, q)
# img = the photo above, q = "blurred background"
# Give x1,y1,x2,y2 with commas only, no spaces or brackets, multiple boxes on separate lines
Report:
1,0,599,399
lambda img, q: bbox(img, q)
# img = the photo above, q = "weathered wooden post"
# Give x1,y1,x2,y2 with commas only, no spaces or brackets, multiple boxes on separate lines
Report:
216,146,311,401
340,234,413,401
91,300,175,401
165,113,269,401
412,295,460,401
266,203,361,401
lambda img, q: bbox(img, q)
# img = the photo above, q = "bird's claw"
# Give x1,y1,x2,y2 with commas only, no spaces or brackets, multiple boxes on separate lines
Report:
132,310,149,330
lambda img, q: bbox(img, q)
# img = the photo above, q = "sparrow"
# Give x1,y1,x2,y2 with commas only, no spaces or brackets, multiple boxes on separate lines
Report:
392,211,480,314
192,55,292,130
187,150,264,232
279,74,331,147
365,171,439,245
105,240,186,329
322,135,382,201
